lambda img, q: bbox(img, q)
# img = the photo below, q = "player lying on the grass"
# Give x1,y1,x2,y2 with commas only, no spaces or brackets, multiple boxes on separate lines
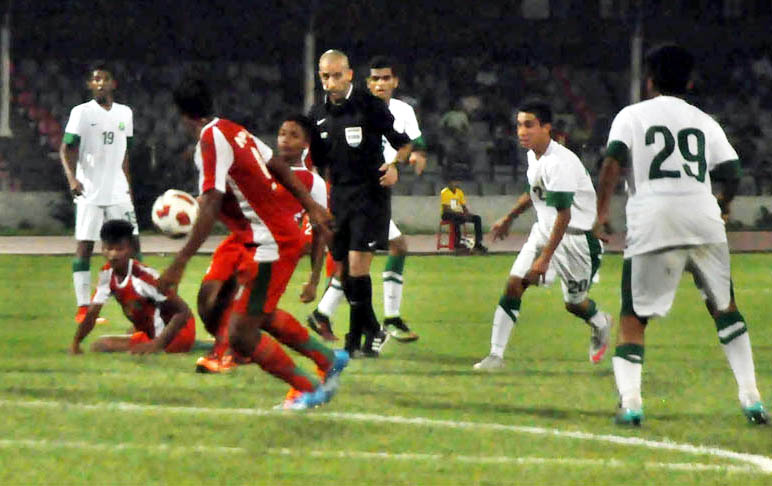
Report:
473,99,613,371
596,44,767,426
70,219,195,355
161,78,347,410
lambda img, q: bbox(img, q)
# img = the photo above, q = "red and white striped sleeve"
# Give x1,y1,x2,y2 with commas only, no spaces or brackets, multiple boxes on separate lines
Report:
91,265,113,305
198,125,234,194
309,171,327,209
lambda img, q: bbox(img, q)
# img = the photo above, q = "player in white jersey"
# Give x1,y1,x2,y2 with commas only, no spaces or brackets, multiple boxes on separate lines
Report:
473,100,612,371
307,56,425,343
596,45,767,426
59,64,139,325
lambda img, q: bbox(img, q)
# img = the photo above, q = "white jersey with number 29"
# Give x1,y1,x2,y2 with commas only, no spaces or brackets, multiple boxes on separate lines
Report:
607,95,738,257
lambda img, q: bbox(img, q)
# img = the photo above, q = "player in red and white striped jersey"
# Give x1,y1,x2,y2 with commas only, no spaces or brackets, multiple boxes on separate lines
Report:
162,79,346,409
196,115,332,373
70,220,195,355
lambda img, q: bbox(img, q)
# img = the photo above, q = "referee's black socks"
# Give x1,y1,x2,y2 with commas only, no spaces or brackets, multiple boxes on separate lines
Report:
345,275,380,352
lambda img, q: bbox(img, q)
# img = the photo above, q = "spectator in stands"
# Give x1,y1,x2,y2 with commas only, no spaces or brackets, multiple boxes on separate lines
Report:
438,101,472,180
440,178,487,254
487,120,519,181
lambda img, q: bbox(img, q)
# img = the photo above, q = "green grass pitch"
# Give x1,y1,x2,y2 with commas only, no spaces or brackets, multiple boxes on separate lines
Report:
0,253,770,484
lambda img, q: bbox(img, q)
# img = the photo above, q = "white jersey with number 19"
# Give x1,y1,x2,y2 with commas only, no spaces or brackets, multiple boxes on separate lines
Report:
63,99,133,205
607,95,739,258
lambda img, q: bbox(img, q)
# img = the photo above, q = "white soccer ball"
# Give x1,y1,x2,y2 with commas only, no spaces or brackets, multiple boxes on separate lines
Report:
151,189,199,237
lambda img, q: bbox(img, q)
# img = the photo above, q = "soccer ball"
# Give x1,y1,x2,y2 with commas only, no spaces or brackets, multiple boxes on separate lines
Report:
151,189,199,237
460,236,476,249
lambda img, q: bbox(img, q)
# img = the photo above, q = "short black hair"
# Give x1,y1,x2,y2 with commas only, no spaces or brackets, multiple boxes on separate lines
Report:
517,99,553,125
369,56,399,77
173,77,214,119
87,62,113,79
100,219,134,245
282,113,315,140
645,44,694,95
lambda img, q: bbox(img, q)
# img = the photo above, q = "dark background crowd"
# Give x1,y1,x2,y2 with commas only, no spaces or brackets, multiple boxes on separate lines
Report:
1,0,771,229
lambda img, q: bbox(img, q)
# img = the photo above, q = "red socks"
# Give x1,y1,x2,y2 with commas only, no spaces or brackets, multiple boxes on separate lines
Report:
250,331,318,392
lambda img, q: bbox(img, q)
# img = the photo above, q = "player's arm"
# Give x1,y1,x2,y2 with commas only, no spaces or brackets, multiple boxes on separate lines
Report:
132,294,193,354
300,226,327,303
596,112,631,237
374,100,411,186
59,136,82,196
490,191,532,240
70,304,104,354
408,136,427,175
596,155,622,229
122,136,135,203
711,160,742,220
529,205,571,283
159,189,223,292
267,156,332,240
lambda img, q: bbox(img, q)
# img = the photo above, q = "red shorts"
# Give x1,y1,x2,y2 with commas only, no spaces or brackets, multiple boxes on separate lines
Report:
130,316,196,353
204,233,303,316
231,252,300,315
203,234,252,283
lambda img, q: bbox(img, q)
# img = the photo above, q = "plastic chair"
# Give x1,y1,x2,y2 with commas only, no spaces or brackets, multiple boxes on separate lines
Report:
436,219,467,250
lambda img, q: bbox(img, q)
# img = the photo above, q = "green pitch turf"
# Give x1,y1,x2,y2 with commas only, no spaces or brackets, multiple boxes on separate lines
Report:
0,253,770,485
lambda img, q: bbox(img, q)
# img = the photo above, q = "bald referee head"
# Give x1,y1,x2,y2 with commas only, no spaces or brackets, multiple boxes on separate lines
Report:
318,49,353,104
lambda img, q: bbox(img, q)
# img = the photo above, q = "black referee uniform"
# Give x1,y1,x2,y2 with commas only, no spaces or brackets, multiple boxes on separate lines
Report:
309,85,410,354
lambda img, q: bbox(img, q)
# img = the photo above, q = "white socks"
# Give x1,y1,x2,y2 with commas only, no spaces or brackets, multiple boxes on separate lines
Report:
317,277,344,317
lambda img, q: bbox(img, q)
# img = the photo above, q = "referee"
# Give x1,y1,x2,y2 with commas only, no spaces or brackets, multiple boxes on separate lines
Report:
309,49,412,358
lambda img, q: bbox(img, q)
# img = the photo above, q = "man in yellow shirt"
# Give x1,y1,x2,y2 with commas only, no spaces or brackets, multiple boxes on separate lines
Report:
440,180,487,253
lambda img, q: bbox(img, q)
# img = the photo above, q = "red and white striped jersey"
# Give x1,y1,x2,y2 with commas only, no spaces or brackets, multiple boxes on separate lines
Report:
92,259,171,338
273,166,327,247
274,166,327,224
195,117,303,262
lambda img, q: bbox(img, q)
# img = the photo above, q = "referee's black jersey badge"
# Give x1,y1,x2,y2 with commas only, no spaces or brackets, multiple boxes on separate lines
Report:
345,126,363,147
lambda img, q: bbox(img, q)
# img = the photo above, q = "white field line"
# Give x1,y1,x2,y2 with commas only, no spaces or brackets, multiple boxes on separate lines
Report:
0,439,757,475
1,398,770,474
272,448,757,474
0,438,245,455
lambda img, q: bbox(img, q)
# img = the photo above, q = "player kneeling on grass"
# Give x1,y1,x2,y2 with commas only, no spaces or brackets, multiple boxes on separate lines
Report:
473,100,612,371
70,219,196,355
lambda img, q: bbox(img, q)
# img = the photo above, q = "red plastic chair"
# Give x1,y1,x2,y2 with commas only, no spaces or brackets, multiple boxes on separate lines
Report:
436,219,467,250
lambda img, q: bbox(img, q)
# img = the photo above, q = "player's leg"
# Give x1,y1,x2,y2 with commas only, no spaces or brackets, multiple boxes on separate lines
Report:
163,316,197,353
613,250,686,426
307,252,342,341
227,261,329,408
383,220,418,342
473,226,540,370
73,202,101,323
193,235,243,372
557,232,612,364
90,334,136,352
689,243,767,424
260,253,337,372
348,249,386,357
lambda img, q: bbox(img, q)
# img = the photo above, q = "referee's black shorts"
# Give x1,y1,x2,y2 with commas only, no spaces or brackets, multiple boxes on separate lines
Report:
330,184,390,262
